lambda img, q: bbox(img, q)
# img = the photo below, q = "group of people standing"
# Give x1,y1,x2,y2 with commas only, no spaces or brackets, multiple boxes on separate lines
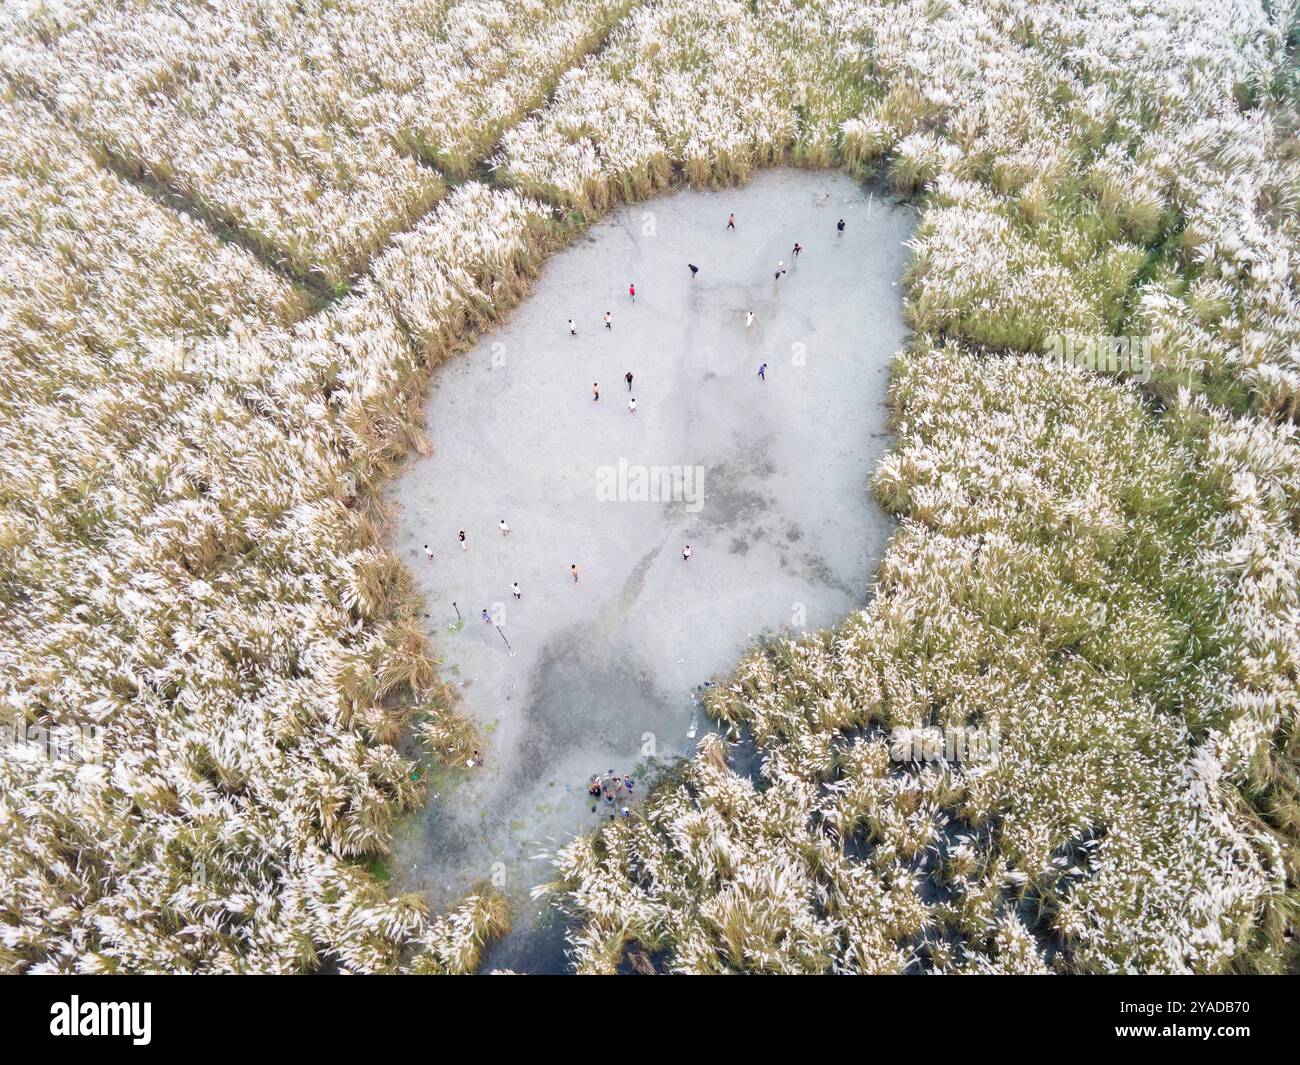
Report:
588,771,635,819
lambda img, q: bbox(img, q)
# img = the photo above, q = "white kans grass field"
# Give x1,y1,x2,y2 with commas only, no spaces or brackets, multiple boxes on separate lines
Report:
1,0,633,285
0,93,311,349
0,178,551,972
0,0,1298,973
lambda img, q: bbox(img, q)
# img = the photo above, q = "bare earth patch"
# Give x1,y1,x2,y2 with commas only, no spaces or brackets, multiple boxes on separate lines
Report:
388,168,914,969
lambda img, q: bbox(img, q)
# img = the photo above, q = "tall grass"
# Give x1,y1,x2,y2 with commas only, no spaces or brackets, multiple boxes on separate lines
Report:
0,167,554,971
2,0,1298,975
531,0,1300,974
0,0,631,284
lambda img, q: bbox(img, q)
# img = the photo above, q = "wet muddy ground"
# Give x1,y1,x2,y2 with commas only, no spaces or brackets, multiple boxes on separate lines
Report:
387,168,914,971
